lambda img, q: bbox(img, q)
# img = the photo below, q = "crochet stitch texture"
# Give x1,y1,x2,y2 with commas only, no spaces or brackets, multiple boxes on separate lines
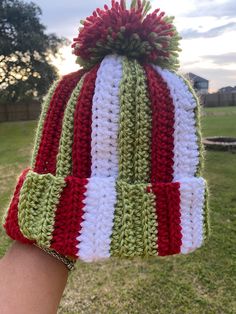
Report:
2,0,210,262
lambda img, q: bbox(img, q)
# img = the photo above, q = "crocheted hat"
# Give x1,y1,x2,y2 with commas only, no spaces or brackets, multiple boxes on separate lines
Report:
3,0,210,262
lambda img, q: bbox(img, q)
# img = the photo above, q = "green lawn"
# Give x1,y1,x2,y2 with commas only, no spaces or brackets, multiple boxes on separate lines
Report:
202,106,236,137
0,107,236,313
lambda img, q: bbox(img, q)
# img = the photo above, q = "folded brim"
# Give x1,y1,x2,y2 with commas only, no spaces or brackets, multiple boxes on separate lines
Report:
3,168,208,261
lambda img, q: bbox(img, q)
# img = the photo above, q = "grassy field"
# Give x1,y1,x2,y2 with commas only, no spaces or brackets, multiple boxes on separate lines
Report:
202,106,236,137
0,106,236,313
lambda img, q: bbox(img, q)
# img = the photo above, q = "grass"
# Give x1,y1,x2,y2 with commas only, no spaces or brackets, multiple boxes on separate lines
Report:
0,106,236,313
202,106,236,137
0,121,37,256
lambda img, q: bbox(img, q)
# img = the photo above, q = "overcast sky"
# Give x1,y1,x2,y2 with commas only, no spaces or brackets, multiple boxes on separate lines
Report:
26,0,236,92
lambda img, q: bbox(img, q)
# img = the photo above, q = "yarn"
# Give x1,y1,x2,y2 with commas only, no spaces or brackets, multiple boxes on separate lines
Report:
154,66,199,181
72,0,181,70
150,182,181,256
144,65,175,183
3,168,32,244
2,0,210,262
51,176,87,257
77,177,117,261
17,171,66,247
77,55,122,262
118,57,137,182
180,76,211,240
179,178,206,254
110,181,157,257
31,80,59,168
72,66,99,178
181,75,205,177
56,76,85,178
34,70,83,174
133,61,152,183
90,55,123,178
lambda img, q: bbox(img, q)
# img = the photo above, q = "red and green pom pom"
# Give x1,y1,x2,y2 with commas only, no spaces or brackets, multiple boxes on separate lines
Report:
72,0,182,70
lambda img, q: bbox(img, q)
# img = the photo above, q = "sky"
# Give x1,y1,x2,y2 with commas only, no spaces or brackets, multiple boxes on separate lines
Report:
26,0,236,92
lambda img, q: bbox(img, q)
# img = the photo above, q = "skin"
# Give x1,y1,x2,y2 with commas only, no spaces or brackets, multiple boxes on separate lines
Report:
0,241,69,314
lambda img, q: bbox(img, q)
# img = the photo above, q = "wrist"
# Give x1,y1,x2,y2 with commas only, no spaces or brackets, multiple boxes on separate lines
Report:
0,241,68,314
33,243,76,271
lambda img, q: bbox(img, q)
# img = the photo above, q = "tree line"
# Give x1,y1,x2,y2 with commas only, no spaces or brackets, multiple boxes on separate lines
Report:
0,0,67,103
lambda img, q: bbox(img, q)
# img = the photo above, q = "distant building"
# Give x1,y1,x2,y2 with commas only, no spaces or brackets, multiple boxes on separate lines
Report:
218,86,236,93
186,73,209,94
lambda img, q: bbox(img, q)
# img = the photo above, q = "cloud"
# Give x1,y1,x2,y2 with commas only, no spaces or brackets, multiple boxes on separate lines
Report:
181,22,236,39
181,52,236,68
201,52,236,65
25,0,111,37
181,60,199,67
187,0,236,18
34,0,110,16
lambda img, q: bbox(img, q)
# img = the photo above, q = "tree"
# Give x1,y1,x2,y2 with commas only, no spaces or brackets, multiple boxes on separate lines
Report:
0,0,67,102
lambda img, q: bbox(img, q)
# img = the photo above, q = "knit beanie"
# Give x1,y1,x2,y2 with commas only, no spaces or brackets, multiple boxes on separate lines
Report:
2,0,210,262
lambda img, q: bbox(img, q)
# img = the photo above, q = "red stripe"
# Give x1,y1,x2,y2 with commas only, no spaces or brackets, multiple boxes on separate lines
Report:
3,168,34,244
72,65,99,177
50,177,87,258
50,66,99,257
145,65,182,255
150,182,182,256
144,65,175,183
166,183,182,254
34,70,84,175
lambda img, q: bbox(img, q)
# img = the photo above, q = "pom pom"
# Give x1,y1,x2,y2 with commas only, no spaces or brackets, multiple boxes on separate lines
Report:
72,0,181,70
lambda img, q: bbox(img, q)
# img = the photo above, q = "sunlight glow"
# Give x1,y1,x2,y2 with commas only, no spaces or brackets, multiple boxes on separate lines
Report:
51,0,236,92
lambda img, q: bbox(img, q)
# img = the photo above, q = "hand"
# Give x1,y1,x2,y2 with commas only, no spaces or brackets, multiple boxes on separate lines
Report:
0,241,68,314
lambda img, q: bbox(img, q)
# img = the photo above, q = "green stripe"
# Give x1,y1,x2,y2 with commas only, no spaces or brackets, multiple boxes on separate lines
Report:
118,58,152,183
18,171,66,247
118,58,136,182
110,181,157,257
30,80,60,169
133,60,152,182
56,76,85,177
111,58,156,257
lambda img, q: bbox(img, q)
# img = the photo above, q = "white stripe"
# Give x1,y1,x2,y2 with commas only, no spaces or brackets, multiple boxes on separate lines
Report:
76,177,117,262
76,55,123,261
91,55,123,177
153,66,199,181
152,66,205,253
179,177,206,254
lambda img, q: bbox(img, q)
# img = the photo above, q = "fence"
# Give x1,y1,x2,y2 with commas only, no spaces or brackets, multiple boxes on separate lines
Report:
202,93,236,107
0,101,41,122
1,93,236,122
